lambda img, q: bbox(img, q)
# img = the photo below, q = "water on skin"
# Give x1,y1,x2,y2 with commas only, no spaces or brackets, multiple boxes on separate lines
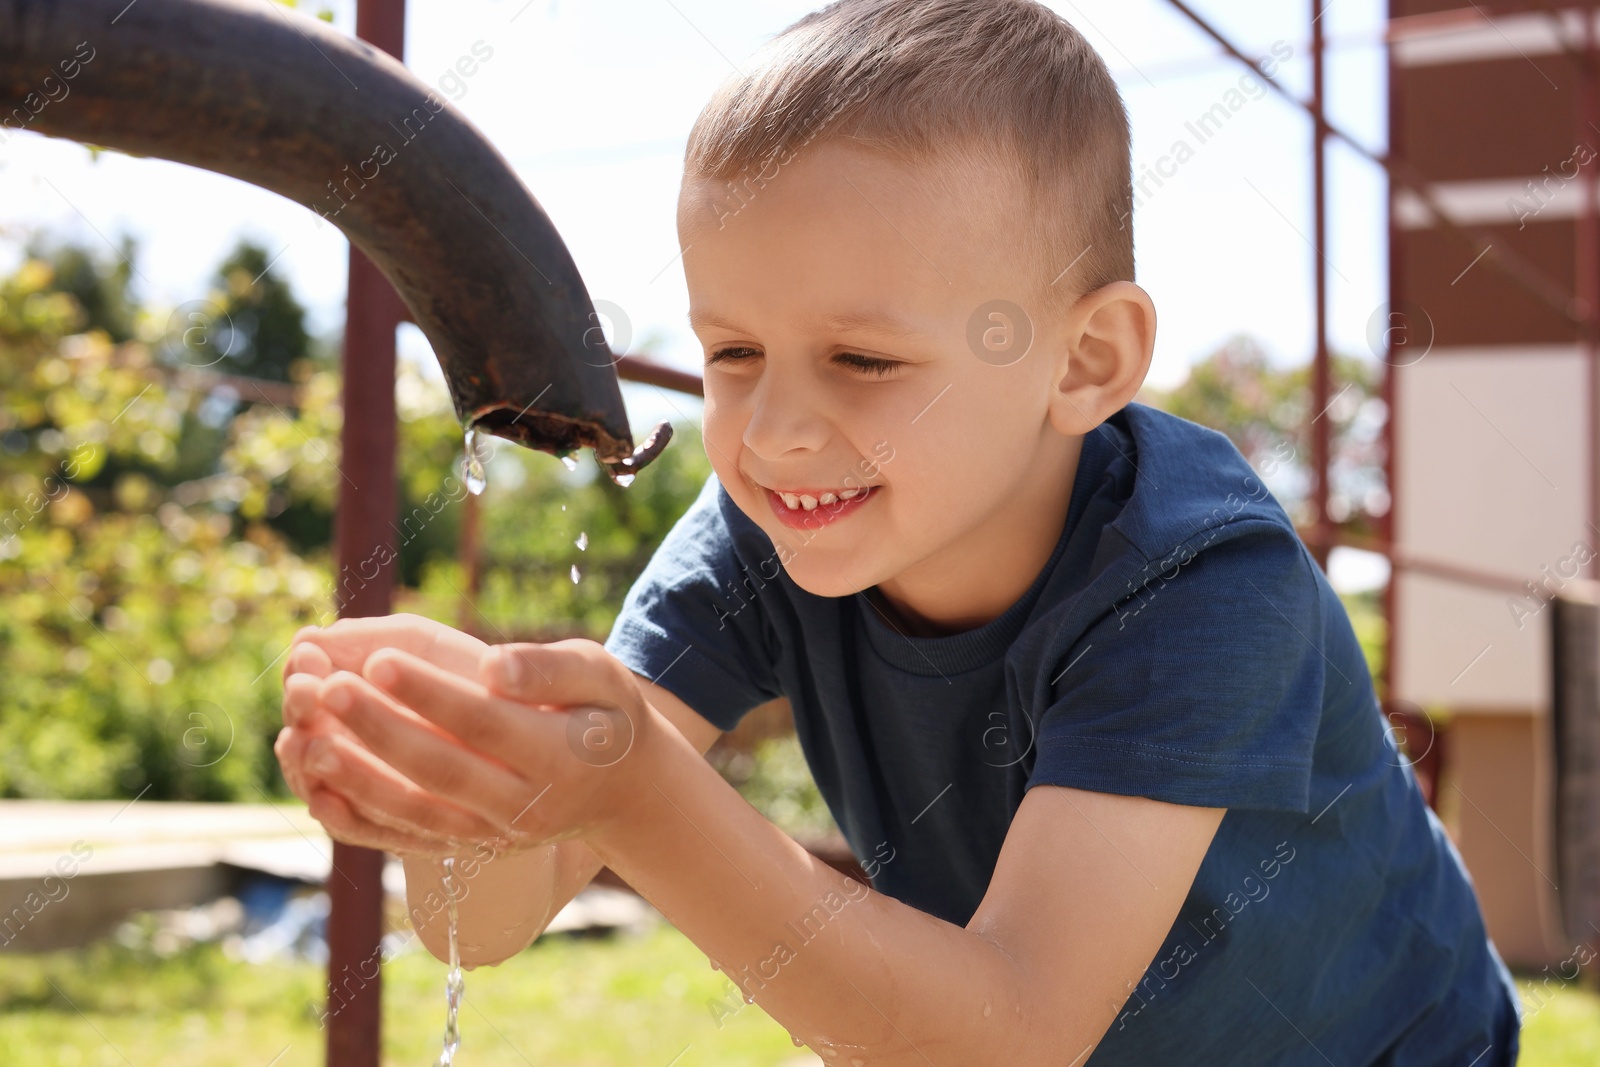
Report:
434,856,465,1066
811,1040,871,1063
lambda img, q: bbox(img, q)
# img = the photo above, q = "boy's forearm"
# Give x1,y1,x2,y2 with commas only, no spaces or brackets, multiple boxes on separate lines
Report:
403,838,598,968
587,719,1055,1066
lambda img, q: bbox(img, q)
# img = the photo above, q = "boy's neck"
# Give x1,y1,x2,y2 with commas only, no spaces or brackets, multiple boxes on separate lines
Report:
866,431,1085,639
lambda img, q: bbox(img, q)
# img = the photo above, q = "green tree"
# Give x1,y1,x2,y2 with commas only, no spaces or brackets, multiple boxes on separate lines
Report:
1143,333,1387,538
199,240,315,385
25,237,138,343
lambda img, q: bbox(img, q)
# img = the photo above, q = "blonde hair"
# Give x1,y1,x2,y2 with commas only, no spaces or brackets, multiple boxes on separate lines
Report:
683,0,1134,316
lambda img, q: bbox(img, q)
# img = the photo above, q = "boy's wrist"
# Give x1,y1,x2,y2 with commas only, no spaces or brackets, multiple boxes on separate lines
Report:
582,697,682,850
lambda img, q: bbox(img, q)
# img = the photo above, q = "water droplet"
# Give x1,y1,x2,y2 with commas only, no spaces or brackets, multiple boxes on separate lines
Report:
560,504,566,511
709,958,720,971
849,1058,866,1067
560,453,579,471
982,1001,992,1017
462,429,487,496
570,564,581,584
574,531,588,551
791,1033,805,1046
614,472,635,488
742,992,755,1004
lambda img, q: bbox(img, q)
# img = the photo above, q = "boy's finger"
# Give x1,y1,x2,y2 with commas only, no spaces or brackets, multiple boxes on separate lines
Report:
275,727,315,803
295,613,485,679
309,788,458,858
480,639,644,719
277,725,344,803
286,641,334,680
283,673,324,728
306,732,506,843
363,649,565,769
319,671,532,832
285,677,371,752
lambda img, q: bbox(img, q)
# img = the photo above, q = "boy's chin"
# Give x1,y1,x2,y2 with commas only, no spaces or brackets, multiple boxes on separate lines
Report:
778,559,874,600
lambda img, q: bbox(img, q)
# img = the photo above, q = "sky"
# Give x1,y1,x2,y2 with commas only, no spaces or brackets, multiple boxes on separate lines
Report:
0,0,1391,588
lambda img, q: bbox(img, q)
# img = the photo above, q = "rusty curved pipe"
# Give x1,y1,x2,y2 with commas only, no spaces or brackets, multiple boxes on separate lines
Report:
0,0,671,479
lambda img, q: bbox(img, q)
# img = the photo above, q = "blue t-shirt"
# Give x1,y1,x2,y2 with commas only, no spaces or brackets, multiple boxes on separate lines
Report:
603,402,1522,1066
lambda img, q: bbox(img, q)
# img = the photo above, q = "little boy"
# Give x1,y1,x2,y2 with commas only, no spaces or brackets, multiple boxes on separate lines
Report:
275,1,1522,1063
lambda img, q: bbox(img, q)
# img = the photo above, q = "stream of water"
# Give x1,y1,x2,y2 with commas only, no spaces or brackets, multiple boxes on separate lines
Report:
434,856,464,1066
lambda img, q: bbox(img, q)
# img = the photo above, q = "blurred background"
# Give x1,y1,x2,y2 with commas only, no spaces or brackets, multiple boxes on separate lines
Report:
1,0,1596,1064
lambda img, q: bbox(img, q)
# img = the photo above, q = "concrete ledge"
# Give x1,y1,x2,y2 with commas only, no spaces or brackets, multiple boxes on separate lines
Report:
0,799,331,953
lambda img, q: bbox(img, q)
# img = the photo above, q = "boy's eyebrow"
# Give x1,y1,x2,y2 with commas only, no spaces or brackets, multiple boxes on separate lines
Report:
686,310,741,332
686,308,927,339
822,310,927,339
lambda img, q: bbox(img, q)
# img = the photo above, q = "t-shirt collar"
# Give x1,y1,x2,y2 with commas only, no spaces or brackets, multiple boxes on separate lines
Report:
854,420,1118,676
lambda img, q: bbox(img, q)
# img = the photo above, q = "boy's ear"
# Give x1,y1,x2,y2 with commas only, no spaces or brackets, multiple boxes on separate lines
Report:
1045,280,1156,437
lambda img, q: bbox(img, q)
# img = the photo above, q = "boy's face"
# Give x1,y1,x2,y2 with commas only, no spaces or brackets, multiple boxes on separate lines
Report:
678,138,1086,600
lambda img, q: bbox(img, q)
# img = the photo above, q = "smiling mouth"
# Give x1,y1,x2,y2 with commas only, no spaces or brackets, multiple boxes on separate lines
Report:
761,484,879,530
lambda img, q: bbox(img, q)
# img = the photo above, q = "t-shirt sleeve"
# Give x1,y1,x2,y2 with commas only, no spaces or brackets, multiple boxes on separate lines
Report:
602,472,784,733
1025,521,1328,813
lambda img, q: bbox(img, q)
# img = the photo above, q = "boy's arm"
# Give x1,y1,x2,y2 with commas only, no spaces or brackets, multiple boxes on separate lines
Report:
322,635,1222,1065
582,711,1224,1066
403,673,725,968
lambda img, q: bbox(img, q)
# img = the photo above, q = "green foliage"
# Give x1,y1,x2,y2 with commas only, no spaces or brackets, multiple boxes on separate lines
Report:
272,0,337,20
401,382,714,639
1143,334,1387,536
196,241,316,384
1338,588,1386,688
0,239,712,802
23,237,138,343
0,240,334,800
718,735,840,841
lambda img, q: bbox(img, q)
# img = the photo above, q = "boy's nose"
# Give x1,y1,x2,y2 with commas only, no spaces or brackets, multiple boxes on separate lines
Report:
740,365,831,460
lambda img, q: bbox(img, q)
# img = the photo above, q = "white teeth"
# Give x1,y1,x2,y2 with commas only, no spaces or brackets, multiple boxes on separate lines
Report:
774,486,872,510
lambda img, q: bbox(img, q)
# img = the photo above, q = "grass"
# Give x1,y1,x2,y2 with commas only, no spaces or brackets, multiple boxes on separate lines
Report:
1519,974,1600,1066
0,921,808,1066
0,925,1595,1065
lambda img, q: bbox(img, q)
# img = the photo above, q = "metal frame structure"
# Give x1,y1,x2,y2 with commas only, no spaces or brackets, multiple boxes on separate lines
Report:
1165,0,1600,971
1160,0,1600,752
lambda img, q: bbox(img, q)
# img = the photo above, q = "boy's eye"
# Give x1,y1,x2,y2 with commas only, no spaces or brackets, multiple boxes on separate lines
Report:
705,347,902,378
706,346,760,367
834,352,901,377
